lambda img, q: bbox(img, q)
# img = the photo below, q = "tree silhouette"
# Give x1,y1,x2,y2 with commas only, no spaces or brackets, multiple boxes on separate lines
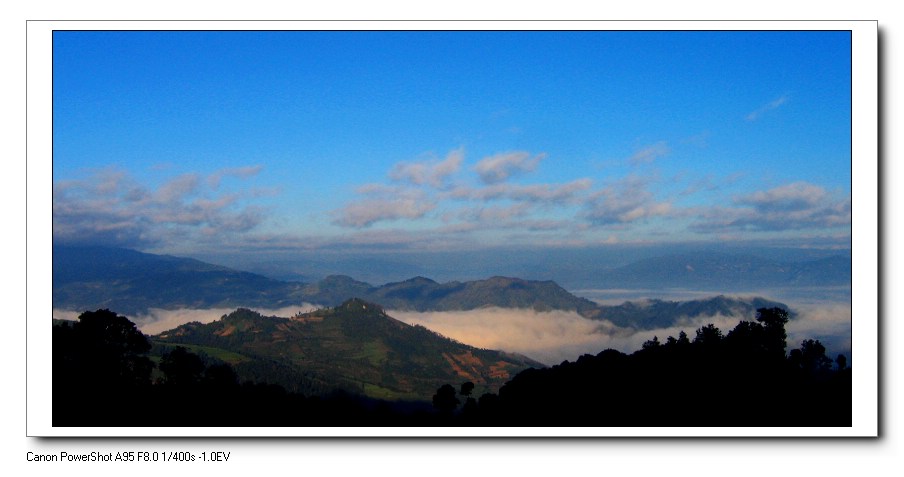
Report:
458,381,477,419
799,339,833,374
756,307,790,358
52,305,851,427
205,362,240,388
694,324,723,347
460,381,475,397
836,354,847,371
159,346,206,387
53,309,154,426
432,383,460,414
56,309,153,387
642,336,661,350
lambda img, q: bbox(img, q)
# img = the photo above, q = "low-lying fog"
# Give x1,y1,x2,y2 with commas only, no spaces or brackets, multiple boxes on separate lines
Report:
53,295,852,367
390,302,851,366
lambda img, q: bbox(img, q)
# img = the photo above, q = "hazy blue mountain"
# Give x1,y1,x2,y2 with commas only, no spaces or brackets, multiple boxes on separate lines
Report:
303,275,601,314
591,295,793,329
53,245,796,332
594,251,851,289
53,245,308,315
194,244,852,290
53,245,601,315
153,299,544,400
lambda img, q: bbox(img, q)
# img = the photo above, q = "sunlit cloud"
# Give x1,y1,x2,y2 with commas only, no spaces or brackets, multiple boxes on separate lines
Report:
389,302,851,366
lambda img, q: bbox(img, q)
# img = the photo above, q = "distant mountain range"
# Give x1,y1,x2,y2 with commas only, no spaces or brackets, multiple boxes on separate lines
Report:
153,299,543,400
593,251,851,289
591,295,792,329
53,245,796,330
53,245,308,315
301,274,601,314
53,245,601,316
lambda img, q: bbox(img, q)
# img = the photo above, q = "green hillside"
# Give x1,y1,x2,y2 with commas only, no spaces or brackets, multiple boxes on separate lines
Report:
152,299,543,400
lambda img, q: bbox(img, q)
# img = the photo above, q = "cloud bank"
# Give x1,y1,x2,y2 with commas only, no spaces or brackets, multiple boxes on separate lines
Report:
691,181,851,233
54,300,851,368
390,303,852,366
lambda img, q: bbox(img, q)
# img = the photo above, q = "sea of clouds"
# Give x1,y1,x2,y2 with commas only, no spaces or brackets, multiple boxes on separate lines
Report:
52,301,852,367
391,302,852,366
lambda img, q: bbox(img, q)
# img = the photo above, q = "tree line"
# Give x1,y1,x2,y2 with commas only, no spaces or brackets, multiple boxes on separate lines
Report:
434,307,851,427
52,307,850,427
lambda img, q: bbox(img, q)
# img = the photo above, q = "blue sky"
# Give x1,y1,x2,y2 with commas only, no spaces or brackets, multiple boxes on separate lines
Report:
52,30,852,256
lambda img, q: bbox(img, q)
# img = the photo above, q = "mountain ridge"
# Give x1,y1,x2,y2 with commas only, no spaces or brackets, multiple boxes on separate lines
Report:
153,298,544,400
54,245,799,331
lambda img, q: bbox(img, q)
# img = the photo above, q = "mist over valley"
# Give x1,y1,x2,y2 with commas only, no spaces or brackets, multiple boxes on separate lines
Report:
52,245,852,366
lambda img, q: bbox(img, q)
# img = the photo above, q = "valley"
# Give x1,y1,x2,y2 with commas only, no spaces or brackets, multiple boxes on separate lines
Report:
51,245,853,404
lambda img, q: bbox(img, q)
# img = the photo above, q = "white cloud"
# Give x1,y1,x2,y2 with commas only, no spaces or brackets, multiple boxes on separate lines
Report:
745,94,790,121
629,141,670,165
387,306,850,365
389,148,464,188
737,181,829,212
334,198,436,228
473,151,546,184
332,186,436,228
155,173,201,203
208,165,264,189
785,302,852,357
54,300,851,368
52,167,269,249
447,178,592,204
690,181,851,233
453,203,535,223
583,175,673,225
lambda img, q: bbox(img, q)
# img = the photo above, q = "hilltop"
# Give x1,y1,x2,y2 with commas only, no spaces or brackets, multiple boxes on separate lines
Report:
302,274,601,314
153,299,543,400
